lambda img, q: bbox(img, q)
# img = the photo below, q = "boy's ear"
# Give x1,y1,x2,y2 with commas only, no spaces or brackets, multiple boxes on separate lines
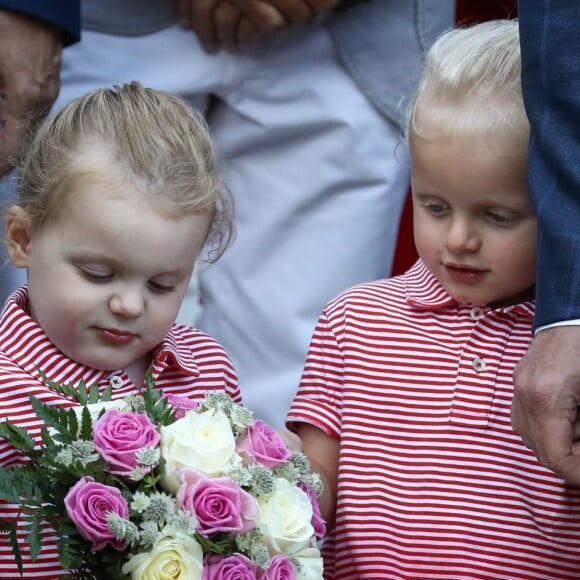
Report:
5,206,32,268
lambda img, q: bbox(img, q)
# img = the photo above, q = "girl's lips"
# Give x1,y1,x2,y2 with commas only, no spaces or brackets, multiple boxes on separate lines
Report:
96,327,136,345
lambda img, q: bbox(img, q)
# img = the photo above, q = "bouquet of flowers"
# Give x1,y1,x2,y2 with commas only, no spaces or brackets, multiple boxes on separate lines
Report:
0,375,325,578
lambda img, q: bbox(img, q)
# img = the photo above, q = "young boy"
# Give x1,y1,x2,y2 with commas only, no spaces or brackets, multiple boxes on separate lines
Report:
287,20,580,579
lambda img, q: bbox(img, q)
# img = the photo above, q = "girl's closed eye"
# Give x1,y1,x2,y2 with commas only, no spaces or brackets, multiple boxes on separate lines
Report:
148,279,178,294
76,265,113,282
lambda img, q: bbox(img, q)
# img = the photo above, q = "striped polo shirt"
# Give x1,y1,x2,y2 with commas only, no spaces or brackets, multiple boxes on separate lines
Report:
0,286,241,578
287,260,580,580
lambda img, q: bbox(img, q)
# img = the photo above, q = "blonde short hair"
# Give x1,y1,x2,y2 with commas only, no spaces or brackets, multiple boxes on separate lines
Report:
409,19,528,142
17,82,233,262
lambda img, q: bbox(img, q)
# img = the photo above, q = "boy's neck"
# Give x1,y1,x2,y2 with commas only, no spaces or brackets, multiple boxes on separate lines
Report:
489,284,535,310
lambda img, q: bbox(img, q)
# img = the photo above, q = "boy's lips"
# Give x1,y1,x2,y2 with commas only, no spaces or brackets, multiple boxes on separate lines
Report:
444,263,487,284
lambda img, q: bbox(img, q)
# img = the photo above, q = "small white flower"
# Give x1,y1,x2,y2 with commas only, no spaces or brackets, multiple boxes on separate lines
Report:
54,447,74,467
136,447,161,467
138,520,160,548
129,467,147,482
169,509,199,535
143,492,176,525
131,491,151,513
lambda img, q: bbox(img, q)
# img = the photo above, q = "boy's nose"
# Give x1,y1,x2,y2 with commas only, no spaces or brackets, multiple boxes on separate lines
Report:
445,218,480,253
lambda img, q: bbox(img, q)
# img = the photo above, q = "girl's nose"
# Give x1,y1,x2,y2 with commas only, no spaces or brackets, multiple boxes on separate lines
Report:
108,286,144,318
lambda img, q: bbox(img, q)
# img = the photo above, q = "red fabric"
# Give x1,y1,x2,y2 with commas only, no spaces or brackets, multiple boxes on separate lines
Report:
391,0,518,276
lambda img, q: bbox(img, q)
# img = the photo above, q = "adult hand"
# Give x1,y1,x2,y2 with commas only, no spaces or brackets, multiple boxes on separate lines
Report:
174,0,338,52
512,325,580,485
0,10,63,179
231,0,338,29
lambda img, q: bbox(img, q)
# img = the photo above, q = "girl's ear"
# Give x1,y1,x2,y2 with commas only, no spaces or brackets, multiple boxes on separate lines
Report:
5,206,33,268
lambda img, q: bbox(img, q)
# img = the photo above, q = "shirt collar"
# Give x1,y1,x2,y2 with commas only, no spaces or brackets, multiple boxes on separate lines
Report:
0,287,199,385
403,260,534,319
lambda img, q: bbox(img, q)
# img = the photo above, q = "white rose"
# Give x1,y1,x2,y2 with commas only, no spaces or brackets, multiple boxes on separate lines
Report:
258,478,314,554
294,546,324,580
160,409,240,493
121,527,203,579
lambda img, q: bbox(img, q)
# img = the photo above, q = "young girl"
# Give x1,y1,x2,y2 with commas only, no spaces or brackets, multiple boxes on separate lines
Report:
287,20,580,579
0,82,240,576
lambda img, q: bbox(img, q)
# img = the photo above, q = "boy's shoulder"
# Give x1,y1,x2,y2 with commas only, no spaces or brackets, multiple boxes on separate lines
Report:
326,261,426,313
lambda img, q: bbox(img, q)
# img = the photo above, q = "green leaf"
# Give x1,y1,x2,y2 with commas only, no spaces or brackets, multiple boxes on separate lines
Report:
88,384,100,405
78,380,89,405
37,371,84,404
55,524,85,572
0,518,23,575
23,505,43,561
0,466,40,503
140,372,175,426
29,397,75,445
68,408,79,440
40,426,54,448
0,421,37,455
78,406,94,441
100,385,113,402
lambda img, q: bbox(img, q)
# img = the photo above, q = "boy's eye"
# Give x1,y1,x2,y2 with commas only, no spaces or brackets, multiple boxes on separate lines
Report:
487,210,514,224
422,201,449,215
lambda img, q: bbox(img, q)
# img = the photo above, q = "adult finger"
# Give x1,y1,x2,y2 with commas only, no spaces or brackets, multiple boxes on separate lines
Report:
214,1,244,51
191,0,222,52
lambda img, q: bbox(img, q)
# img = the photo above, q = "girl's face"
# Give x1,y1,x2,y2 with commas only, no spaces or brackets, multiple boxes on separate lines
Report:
8,180,211,382
410,127,537,306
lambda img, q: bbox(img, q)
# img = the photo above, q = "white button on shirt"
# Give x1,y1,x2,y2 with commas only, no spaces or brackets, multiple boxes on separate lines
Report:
109,373,124,389
470,306,485,321
472,356,487,372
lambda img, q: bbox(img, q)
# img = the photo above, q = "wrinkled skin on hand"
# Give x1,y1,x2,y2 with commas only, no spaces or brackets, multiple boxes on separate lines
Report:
173,0,338,52
0,10,62,178
512,325,580,486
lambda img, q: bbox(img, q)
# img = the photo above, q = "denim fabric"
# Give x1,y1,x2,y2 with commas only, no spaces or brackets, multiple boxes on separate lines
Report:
331,0,455,126
82,0,177,35
519,0,580,327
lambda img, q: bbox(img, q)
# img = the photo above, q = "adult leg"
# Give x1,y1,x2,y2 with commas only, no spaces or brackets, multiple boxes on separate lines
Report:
200,23,410,426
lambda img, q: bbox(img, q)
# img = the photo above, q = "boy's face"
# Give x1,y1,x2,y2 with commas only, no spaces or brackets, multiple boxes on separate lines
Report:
8,181,211,377
410,128,537,306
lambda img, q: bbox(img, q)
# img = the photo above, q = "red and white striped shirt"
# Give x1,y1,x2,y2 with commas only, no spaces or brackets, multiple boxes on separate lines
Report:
0,287,241,578
287,260,580,580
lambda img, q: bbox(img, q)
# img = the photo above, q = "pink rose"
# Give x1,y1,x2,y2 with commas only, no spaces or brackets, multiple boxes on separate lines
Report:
92,409,160,476
177,468,258,535
163,393,199,419
236,420,292,469
64,476,129,552
202,554,258,579
264,555,296,579
299,482,326,538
